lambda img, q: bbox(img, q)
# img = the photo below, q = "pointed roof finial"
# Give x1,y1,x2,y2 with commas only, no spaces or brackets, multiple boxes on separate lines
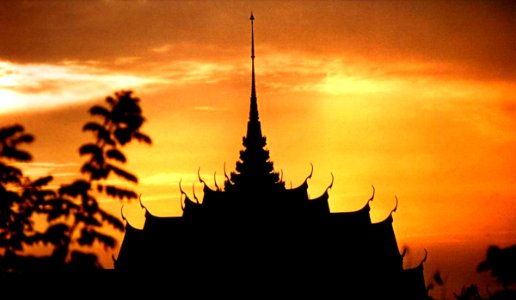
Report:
250,12,255,59
249,12,259,123
243,11,263,146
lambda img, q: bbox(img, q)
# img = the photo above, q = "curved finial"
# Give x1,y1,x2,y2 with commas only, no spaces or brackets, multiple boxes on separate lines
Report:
120,204,126,222
326,172,334,190
179,178,186,195
401,247,408,258
198,168,206,185
421,248,428,265
139,193,146,210
307,163,314,181
192,182,199,204
392,195,399,214
224,162,231,183
369,185,375,202
178,179,185,211
214,171,220,191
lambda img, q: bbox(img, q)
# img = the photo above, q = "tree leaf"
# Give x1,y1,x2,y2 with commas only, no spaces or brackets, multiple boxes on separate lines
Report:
0,124,24,140
82,195,99,215
133,131,152,145
1,146,32,161
103,185,137,200
105,96,116,106
75,213,101,227
114,127,131,145
79,143,102,157
78,228,95,246
83,122,115,145
45,223,70,246
78,228,115,249
81,163,108,180
89,105,110,119
14,133,34,144
106,148,126,163
59,180,90,197
124,115,144,131
107,164,138,183
98,209,124,231
0,162,23,183
31,175,53,187
91,229,116,248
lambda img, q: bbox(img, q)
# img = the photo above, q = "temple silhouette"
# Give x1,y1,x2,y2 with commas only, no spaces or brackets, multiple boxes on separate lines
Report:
115,14,428,299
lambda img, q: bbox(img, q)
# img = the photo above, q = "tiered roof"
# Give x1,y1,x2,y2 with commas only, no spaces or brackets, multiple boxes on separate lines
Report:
115,14,427,299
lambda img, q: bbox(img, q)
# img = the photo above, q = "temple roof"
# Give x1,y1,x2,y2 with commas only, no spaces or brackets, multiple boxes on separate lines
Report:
115,14,427,299
114,221,144,271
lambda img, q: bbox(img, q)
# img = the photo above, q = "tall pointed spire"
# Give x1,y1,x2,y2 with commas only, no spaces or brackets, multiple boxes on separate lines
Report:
250,12,256,104
247,12,262,141
229,13,281,192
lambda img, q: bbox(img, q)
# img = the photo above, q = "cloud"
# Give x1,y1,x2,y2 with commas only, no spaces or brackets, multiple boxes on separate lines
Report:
310,73,398,95
0,60,165,114
151,44,173,54
257,51,475,97
154,60,237,84
113,56,141,65
0,56,238,114
140,172,197,187
13,162,80,178
2,43,510,119
1,1,513,82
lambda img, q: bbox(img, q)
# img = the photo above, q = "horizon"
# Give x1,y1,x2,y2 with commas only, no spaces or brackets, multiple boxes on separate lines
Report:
1,1,515,298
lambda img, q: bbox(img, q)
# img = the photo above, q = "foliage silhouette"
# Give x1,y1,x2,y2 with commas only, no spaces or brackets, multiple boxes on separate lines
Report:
0,125,54,272
455,285,484,300
426,245,516,300
477,245,516,289
0,90,151,272
43,90,151,269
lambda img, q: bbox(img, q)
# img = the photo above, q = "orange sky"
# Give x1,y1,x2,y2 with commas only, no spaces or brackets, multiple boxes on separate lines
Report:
1,1,515,296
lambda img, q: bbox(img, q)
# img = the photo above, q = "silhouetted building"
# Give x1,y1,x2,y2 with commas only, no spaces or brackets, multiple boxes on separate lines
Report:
116,14,427,299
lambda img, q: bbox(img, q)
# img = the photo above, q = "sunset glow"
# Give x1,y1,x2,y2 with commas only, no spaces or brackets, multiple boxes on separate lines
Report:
1,1,515,296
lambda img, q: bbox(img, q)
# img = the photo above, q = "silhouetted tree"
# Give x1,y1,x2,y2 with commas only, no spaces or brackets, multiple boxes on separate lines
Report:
427,270,447,300
454,285,484,300
451,245,516,300
0,125,54,272
477,245,516,289
41,90,151,269
476,245,516,300
0,90,151,272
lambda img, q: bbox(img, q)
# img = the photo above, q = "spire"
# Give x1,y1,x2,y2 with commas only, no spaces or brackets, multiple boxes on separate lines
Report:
247,12,262,141
250,12,256,103
229,13,281,192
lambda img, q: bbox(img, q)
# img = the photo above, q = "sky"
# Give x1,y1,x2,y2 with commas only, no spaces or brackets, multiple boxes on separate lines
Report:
1,0,515,296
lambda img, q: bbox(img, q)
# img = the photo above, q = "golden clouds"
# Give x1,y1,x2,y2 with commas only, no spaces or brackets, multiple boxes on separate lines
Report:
1,2,515,294
0,60,162,114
